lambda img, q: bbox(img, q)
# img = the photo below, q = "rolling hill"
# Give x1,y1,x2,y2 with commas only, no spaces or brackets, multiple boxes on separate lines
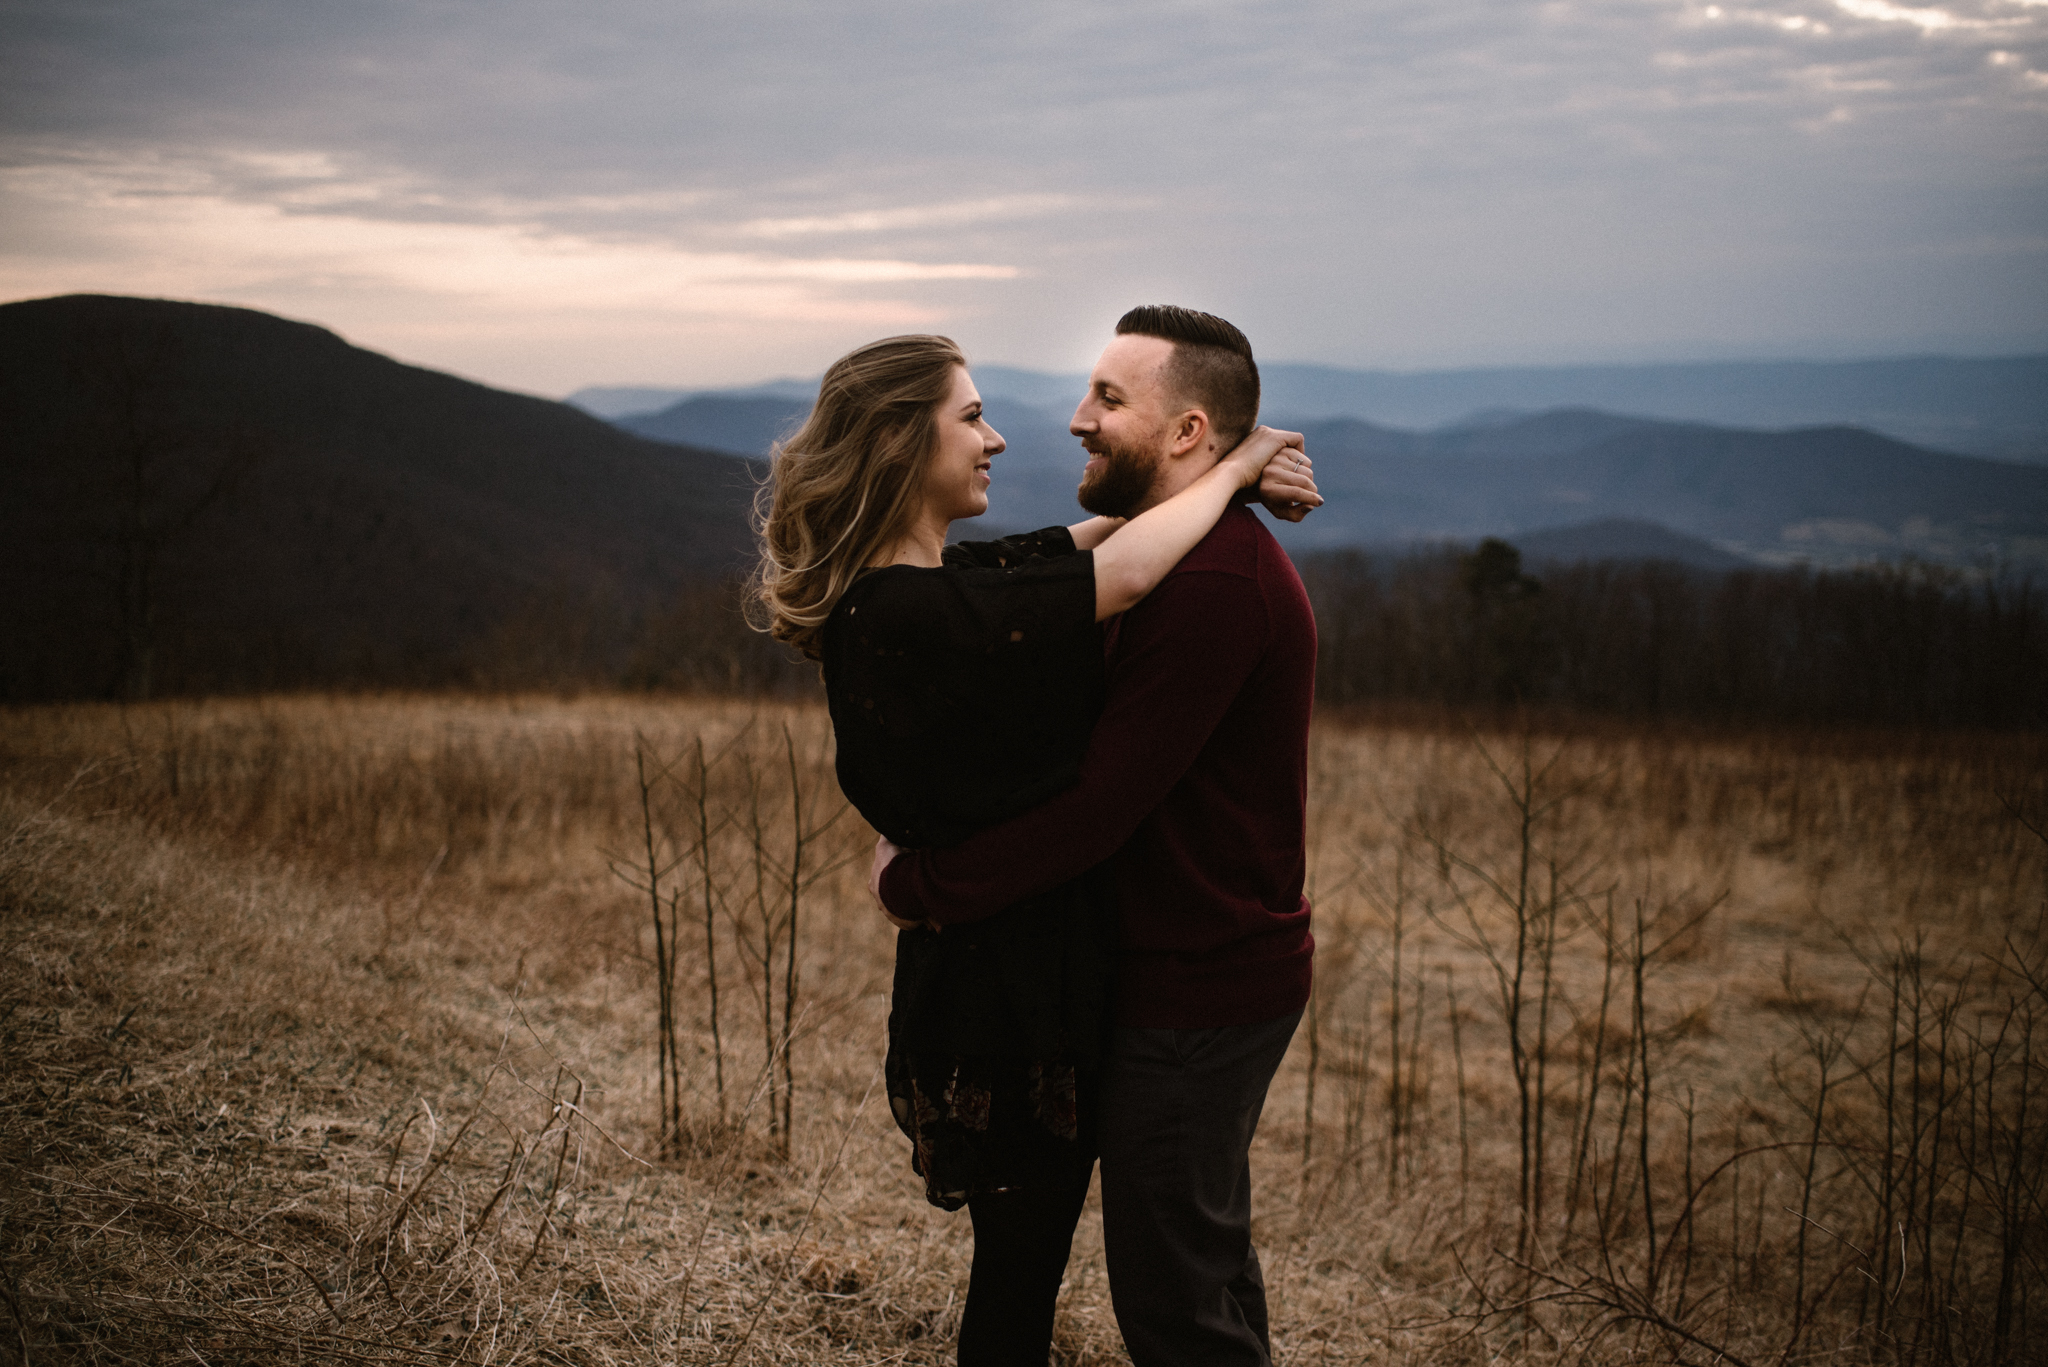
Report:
0,294,761,699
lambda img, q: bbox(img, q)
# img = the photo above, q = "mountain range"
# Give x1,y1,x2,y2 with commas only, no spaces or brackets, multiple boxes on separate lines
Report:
575,352,2048,466
610,390,2048,570
7,294,2044,702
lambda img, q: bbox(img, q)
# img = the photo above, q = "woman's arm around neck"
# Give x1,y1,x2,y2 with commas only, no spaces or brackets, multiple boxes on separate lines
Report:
1088,426,1309,621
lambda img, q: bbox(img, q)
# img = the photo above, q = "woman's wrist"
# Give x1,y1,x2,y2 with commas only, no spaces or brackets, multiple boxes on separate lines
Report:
1223,449,1265,490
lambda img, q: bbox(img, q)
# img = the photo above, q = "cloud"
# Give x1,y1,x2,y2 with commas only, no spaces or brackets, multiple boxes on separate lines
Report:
1,156,1016,297
2,0,2043,387
740,196,1083,240
0,153,1023,387
1830,0,2004,30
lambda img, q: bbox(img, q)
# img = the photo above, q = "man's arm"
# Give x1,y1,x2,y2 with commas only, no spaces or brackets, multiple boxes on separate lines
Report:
879,566,1271,926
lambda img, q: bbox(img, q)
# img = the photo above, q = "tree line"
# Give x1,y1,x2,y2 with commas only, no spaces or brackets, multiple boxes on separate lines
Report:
1301,541,2045,729
12,525,2041,729
483,539,2048,729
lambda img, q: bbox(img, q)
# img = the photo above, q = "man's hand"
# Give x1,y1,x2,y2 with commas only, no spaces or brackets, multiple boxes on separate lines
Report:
1258,447,1321,523
869,834,931,932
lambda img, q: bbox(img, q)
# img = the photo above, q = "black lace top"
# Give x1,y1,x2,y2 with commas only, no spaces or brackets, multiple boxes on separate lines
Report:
820,527,1116,1208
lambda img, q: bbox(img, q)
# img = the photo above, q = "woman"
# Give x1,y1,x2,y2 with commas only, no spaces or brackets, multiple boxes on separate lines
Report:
751,334,1315,1365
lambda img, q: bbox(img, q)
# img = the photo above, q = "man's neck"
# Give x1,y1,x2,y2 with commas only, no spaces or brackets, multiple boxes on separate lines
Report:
1130,447,1223,516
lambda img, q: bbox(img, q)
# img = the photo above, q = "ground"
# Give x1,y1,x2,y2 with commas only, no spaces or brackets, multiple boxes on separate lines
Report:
1,695,2041,1365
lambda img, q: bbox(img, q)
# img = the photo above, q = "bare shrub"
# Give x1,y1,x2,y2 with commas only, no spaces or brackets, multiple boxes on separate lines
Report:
1,696,2041,1363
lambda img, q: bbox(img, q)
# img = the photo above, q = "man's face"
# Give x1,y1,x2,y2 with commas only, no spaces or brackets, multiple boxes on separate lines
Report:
1070,333,1179,518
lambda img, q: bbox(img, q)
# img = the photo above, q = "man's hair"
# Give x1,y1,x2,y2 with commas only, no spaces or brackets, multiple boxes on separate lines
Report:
1114,304,1260,449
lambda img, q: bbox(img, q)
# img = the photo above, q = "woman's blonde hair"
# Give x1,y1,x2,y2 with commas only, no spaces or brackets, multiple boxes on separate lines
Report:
749,334,967,659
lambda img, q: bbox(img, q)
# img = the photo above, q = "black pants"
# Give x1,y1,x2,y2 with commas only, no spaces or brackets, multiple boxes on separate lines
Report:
1099,1009,1303,1367
958,1161,1095,1366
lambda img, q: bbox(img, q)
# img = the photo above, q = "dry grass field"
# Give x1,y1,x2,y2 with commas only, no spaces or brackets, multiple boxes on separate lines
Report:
1,694,2042,1366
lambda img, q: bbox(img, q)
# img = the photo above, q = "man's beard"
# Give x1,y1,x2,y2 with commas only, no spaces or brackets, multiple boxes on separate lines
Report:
1076,438,1163,518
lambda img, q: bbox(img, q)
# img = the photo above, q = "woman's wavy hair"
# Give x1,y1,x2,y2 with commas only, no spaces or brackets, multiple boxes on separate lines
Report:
749,334,966,659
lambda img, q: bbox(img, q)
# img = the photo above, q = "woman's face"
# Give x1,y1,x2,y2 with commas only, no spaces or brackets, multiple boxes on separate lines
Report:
920,365,1006,525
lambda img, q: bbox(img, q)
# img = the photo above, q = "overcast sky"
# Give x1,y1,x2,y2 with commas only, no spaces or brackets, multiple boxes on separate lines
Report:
3,0,2044,393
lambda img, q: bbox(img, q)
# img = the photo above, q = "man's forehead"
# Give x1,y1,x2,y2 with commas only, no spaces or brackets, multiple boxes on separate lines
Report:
1090,333,1174,390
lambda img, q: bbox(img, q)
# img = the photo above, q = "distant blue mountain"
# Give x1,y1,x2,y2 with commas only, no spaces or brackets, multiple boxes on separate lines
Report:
1273,411,2047,569
568,369,1073,420
601,391,2048,571
1256,356,2048,465
571,377,816,418
571,353,2048,465
1509,519,1753,573
617,394,810,453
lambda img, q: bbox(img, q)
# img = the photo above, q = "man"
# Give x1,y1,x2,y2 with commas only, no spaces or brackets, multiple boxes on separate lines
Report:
873,305,1318,1366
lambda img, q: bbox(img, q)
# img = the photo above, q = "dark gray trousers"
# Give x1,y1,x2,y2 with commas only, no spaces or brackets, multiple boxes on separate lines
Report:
1099,1008,1303,1367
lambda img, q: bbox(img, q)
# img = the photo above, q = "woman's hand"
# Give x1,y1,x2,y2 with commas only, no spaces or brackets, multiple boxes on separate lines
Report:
869,834,933,932
1220,425,1306,491
1257,445,1322,523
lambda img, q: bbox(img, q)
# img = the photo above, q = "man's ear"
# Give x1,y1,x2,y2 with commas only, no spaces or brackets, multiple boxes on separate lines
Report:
1167,408,1212,460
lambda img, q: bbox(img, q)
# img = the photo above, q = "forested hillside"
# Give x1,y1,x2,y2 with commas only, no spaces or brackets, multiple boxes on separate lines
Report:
0,295,767,699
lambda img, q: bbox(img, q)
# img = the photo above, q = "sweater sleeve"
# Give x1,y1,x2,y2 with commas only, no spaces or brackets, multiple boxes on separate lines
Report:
879,565,1271,925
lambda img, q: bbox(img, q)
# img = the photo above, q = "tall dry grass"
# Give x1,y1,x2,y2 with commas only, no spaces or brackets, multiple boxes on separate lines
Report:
0,694,2041,1364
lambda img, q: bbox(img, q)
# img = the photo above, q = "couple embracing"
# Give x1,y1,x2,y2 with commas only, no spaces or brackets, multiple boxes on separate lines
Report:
752,306,1321,1366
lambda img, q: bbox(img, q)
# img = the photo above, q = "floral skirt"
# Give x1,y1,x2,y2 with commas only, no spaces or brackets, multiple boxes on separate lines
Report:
883,878,1115,1211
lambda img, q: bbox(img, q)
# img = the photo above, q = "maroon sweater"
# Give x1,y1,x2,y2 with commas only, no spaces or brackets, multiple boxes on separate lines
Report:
880,506,1317,1028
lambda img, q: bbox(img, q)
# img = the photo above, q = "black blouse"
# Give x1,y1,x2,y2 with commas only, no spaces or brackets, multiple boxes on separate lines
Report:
822,526,1106,849
819,526,1116,1207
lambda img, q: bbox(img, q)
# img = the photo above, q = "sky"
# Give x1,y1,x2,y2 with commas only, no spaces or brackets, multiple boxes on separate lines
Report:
3,0,2045,395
